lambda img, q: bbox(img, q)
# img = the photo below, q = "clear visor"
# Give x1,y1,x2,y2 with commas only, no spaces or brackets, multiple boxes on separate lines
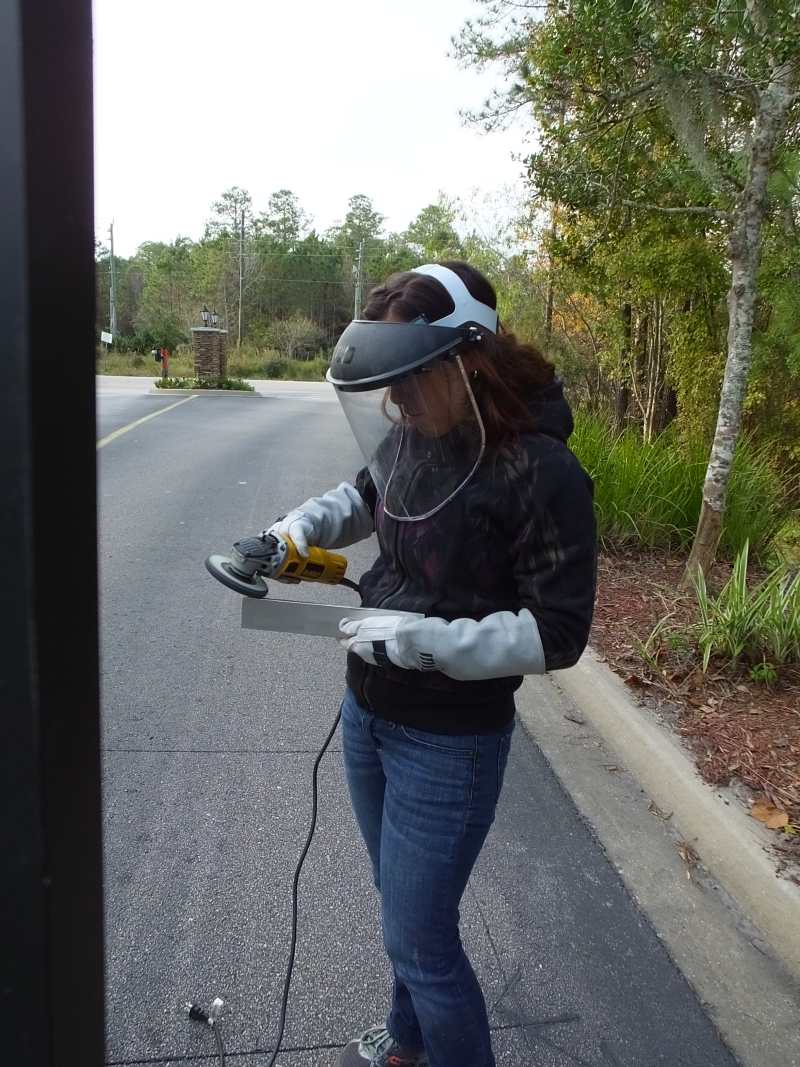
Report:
336,355,486,521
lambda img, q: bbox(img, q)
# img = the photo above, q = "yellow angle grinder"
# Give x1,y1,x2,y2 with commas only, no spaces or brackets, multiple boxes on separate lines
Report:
205,530,357,598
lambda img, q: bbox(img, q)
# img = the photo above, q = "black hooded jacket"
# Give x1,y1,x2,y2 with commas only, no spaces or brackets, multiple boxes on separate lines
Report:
347,379,597,734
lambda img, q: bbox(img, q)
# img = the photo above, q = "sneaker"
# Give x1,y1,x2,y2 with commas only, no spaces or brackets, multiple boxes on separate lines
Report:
337,1024,428,1067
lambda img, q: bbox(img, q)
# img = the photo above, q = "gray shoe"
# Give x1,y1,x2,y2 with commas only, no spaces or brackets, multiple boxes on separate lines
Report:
337,1025,428,1066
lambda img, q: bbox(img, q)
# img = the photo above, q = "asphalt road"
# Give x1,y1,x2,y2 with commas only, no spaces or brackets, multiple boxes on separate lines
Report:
98,378,739,1066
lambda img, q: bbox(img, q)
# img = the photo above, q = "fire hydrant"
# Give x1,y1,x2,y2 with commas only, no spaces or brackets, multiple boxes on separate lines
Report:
152,346,170,380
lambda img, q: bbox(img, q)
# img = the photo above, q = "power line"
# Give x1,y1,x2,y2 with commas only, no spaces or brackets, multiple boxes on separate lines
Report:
216,247,368,258
231,277,379,287
94,239,393,263
92,266,372,288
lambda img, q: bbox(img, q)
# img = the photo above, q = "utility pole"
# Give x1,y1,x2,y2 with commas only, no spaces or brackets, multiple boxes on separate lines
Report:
109,220,117,338
354,238,364,319
238,208,244,347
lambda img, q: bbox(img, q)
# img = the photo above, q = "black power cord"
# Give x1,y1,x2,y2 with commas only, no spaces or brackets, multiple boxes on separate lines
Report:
186,703,343,1067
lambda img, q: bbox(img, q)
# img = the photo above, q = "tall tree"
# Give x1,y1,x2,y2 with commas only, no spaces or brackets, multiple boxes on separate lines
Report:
328,194,386,310
260,189,310,248
331,193,385,250
404,195,463,260
205,187,260,344
134,238,197,348
456,0,800,577
205,186,255,238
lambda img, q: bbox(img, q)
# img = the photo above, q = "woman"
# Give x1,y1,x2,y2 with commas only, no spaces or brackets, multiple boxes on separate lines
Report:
270,261,597,1067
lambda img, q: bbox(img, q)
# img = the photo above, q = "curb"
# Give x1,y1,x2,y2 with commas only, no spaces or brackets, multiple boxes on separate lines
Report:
553,650,800,980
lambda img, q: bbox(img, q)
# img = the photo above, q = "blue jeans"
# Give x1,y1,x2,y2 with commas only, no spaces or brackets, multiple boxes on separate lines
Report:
340,688,514,1067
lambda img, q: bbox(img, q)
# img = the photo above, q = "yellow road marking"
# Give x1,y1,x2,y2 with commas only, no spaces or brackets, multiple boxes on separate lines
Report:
97,395,198,450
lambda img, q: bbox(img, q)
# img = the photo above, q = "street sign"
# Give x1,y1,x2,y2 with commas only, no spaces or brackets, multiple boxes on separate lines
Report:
100,330,113,344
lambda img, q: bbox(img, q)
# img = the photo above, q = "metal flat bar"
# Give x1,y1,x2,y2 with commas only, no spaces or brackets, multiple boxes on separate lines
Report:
241,597,422,639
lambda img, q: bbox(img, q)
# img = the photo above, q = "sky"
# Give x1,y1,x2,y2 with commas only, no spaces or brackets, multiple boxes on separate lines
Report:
92,0,532,258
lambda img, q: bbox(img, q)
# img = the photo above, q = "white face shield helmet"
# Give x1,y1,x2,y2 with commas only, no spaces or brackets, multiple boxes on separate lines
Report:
326,264,498,522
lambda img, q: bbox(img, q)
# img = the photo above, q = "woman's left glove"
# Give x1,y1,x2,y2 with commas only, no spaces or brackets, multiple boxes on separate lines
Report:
339,610,546,681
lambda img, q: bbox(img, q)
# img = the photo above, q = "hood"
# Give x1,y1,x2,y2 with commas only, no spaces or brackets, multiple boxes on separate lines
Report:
526,378,574,442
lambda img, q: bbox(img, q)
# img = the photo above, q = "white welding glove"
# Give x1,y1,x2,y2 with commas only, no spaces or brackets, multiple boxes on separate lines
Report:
267,482,374,558
339,616,417,669
268,510,316,558
339,609,547,681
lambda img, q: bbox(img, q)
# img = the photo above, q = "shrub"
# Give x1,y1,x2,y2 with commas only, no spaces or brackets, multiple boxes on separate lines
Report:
154,377,254,391
570,413,793,561
263,315,324,359
692,542,800,672
257,356,329,381
263,358,290,378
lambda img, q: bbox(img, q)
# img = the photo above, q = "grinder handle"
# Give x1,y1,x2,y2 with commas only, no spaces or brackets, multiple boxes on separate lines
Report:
276,539,348,586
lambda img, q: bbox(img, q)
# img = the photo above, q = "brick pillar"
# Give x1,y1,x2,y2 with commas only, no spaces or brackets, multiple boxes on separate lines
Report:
191,328,229,380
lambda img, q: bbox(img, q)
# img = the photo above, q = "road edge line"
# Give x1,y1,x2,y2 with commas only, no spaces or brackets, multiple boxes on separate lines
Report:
97,395,198,450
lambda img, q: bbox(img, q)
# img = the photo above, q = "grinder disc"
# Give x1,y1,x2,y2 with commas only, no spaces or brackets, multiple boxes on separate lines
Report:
205,554,268,598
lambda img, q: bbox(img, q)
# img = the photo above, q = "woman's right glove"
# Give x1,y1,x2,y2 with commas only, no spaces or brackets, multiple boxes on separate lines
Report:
267,482,374,558
268,510,317,559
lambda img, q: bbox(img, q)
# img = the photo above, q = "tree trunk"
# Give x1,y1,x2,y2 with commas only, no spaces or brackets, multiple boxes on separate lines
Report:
630,310,649,430
682,63,797,586
655,386,678,434
613,301,633,430
544,211,558,340
643,300,665,444
685,498,724,586
614,382,630,430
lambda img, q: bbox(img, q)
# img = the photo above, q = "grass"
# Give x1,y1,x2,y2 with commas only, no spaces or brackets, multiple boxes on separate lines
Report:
97,345,330,382
97,350,193,377
570,413,795,562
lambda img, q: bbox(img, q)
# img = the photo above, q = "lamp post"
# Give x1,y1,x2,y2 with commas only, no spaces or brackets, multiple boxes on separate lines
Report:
211,309,219,328
200,305,211,327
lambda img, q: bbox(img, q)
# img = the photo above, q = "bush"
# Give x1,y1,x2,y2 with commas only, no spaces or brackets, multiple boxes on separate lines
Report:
263,358,290,378
263,315,324,359
256,356,329,381
154,377,254,391
692,542,800,673
292,357,330,381
570,413,793,561
109,328,187,353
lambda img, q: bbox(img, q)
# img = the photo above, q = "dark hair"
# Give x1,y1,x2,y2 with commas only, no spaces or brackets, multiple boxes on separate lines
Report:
362,260,555,446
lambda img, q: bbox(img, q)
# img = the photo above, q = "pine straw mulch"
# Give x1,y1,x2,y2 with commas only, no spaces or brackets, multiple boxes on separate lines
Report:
589,547,800,884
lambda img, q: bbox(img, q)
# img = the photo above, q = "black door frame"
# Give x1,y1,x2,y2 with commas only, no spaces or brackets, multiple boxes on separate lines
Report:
1,1,103,1063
